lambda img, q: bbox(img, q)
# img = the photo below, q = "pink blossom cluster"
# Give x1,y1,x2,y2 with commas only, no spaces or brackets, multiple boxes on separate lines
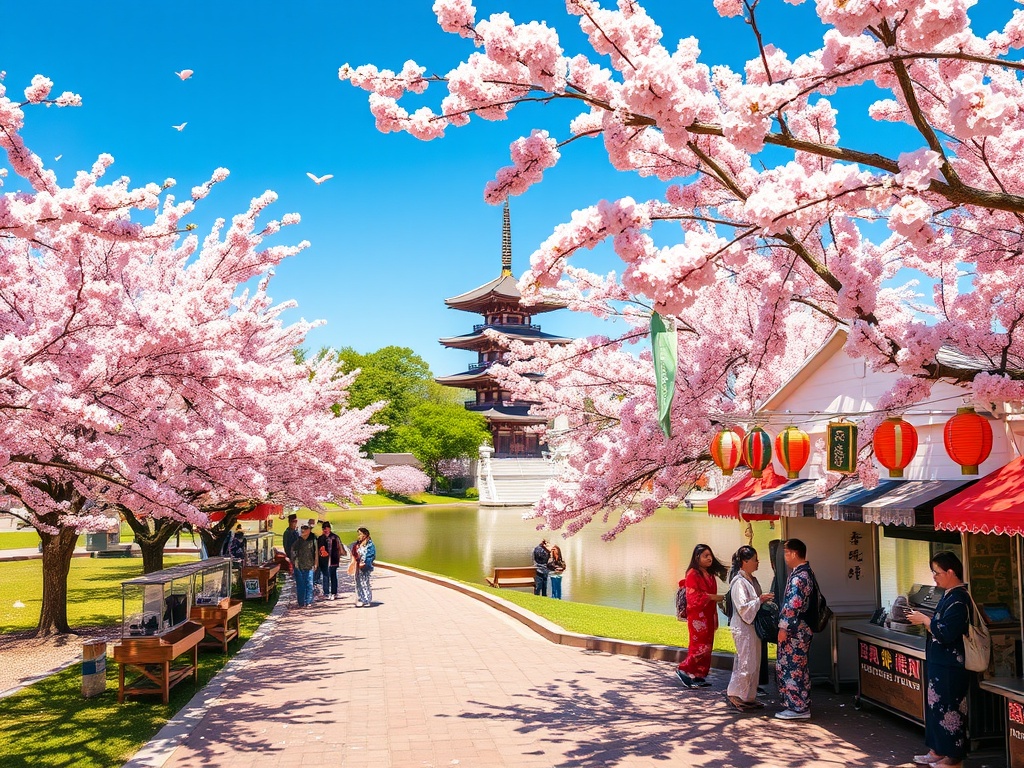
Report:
348,1,1024,534
378,465,431,497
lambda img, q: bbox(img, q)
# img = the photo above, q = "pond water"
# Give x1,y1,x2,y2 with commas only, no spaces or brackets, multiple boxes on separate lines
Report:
331,505,781,616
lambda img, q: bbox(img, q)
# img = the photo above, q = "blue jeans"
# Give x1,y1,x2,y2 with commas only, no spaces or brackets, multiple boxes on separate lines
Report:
319,564,338,596
550,574,563,599
295,568,314,606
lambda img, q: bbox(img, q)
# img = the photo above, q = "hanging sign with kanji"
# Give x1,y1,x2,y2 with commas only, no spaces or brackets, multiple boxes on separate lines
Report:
827,419,858,474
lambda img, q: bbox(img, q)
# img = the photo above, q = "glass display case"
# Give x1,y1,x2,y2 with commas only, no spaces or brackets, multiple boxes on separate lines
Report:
121,563,197,638
243,532,274,567
192,557,232,607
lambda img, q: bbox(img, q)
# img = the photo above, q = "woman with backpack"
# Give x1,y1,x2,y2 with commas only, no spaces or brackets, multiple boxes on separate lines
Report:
725,545,774,712
675,543,727,688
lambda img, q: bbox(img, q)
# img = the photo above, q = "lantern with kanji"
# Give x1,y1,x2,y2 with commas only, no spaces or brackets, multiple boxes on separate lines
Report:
873,417,918,478
943,406,993,475
743,426,773,478
775,425,810,479
710,428,743,476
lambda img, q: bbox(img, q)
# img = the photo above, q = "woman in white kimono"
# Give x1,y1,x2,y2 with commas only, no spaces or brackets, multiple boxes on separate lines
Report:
726,545,773,712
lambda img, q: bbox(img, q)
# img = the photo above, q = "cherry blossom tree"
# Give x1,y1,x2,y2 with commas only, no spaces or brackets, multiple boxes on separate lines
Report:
377,464,432,497
1,73,379,633
346,0,1024,535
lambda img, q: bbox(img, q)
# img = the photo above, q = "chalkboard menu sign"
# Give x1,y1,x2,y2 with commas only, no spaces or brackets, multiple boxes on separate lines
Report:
858,639,925,723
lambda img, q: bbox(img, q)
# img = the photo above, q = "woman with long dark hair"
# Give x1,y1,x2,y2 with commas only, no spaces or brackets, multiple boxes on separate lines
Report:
676,543,728,688
725,545,773,711
907,551,972,768
353,527,376,607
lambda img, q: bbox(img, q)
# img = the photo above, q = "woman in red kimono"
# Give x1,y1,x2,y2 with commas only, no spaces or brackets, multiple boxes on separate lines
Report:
677,544,728,688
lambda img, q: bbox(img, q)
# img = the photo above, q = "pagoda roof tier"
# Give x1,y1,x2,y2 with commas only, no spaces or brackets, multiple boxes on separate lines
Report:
435,368,544,387
470,406,547,424
444,274,566,315
439,324,572,351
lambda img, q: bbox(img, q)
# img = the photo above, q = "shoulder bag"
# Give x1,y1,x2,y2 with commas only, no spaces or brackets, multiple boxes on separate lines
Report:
962,589,991,673
753,600,779,644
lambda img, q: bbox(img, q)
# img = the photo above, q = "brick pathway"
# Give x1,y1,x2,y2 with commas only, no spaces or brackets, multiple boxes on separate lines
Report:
152,569,933,768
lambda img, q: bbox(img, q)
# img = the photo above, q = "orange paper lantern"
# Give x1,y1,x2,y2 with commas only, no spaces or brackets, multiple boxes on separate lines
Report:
873,417,918,478
943,406,993,475
710,428,743,476
774,426,810,479
743,426,772,479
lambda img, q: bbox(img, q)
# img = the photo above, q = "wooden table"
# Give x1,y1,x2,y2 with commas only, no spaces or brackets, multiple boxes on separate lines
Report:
190,598,242,653
241,562,280,601
112,621,205,703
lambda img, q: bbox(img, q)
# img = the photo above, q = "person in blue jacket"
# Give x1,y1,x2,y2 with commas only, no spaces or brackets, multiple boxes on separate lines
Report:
354,527,376,607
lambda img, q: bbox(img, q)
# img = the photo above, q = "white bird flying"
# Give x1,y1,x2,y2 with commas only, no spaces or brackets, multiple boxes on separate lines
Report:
306,172,333,185
172,122,187,131
175,69,194,81
54,154,62,161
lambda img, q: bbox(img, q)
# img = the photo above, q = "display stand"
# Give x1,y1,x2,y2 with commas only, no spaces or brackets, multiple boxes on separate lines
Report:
242,562,280,601
190,597,243,652
112,621,204,703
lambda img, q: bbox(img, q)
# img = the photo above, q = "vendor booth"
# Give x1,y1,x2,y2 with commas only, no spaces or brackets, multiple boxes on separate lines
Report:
704,328,1024,746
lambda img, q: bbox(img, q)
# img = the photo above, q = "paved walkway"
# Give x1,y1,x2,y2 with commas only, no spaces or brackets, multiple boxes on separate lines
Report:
131,568,942,768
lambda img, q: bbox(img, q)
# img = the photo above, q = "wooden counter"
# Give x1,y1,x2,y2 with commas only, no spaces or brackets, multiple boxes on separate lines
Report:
111,621,205,703
190,598,242,653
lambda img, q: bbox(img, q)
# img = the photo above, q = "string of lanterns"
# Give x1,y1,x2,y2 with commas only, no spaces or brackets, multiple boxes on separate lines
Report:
709,407,994,478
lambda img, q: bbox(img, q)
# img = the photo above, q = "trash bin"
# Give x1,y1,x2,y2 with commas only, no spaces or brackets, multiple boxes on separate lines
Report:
82,639,107,698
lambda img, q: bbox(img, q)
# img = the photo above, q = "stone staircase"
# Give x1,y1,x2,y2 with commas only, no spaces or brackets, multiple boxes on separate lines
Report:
478,457,561,506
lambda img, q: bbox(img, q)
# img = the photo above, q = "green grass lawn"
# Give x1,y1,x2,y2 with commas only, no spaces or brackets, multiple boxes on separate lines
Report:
0,524,139,552
1,555,198,633
0,593,277,768
356,492,474,506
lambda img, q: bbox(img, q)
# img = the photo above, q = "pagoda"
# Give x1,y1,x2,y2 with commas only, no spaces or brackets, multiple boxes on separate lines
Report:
436,203,570,457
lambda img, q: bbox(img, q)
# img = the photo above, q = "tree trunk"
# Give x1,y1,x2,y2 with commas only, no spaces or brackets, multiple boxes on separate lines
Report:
136,523,180,574
35,524,79,637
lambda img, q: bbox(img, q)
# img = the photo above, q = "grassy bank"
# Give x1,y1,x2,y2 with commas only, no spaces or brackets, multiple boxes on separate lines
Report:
0,593,277,768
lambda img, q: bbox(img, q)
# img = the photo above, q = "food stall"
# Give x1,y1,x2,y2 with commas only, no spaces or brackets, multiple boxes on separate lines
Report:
240,531,279,601
188,556,243,652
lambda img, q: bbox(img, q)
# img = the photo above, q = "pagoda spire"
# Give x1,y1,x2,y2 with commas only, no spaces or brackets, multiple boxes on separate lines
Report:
501,200,512,276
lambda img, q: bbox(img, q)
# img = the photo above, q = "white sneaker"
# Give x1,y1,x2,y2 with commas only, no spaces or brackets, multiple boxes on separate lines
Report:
329,594,336,601
355,601,364,607
774,709,810,720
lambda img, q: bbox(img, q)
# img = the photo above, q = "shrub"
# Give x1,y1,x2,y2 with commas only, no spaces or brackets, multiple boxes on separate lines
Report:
465,487,479,500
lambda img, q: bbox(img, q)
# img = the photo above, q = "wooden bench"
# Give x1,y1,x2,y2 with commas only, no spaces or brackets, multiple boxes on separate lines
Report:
485,566,537,589
112,620,204,703
190,598,242,653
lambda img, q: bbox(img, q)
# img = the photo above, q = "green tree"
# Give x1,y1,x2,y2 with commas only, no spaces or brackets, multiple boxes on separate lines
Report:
394,400,490,484
336,346,432,454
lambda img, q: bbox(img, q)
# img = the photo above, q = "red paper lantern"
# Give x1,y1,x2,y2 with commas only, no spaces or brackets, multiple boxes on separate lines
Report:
731,424,748,467
943,406,993,475
710,428,743,476
774,426,810,479
743,426,772,479
873,417,918,478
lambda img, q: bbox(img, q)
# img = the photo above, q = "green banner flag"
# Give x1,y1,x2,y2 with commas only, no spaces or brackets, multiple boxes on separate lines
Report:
651,312,677,438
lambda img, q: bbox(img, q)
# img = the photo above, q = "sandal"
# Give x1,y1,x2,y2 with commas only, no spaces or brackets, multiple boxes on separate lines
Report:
913,755,941,766
727,695,756,712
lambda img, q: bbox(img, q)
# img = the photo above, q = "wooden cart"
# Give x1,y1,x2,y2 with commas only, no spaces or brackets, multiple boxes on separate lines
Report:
112,620,205,703
190,598,243,653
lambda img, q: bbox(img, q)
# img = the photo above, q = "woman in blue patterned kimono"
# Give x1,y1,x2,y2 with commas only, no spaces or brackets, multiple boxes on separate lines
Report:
776,538,815,720
907,551,971,768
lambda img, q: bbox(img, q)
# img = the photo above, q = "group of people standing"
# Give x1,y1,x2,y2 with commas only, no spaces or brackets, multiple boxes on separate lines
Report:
676,539,818,720
532,539,566,598
281,514,376,608
676,540,975,768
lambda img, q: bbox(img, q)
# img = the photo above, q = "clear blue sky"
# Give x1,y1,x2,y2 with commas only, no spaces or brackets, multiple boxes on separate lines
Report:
2,0,1013,376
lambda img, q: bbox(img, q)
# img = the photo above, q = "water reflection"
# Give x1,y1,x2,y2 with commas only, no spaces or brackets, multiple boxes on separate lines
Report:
332,505,781,616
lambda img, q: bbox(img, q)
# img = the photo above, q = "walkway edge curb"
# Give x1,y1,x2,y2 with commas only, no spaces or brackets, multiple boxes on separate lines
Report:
375,562,734,670
122,581,293,768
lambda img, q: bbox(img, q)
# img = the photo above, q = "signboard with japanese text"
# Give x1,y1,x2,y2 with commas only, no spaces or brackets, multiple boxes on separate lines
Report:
858,639,925,723
827,420,858,474
1008,699,1024,768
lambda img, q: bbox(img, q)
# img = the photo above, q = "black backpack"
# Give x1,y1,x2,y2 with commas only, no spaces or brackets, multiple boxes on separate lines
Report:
675,585,687,621
802,572,833,633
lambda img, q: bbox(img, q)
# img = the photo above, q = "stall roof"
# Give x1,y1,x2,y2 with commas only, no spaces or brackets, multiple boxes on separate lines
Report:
816,480,899,522
934,456,1024,535
738,479,811,520
861,479,976,527
208,503,283,523
775,481,824,518
707,467,786,520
